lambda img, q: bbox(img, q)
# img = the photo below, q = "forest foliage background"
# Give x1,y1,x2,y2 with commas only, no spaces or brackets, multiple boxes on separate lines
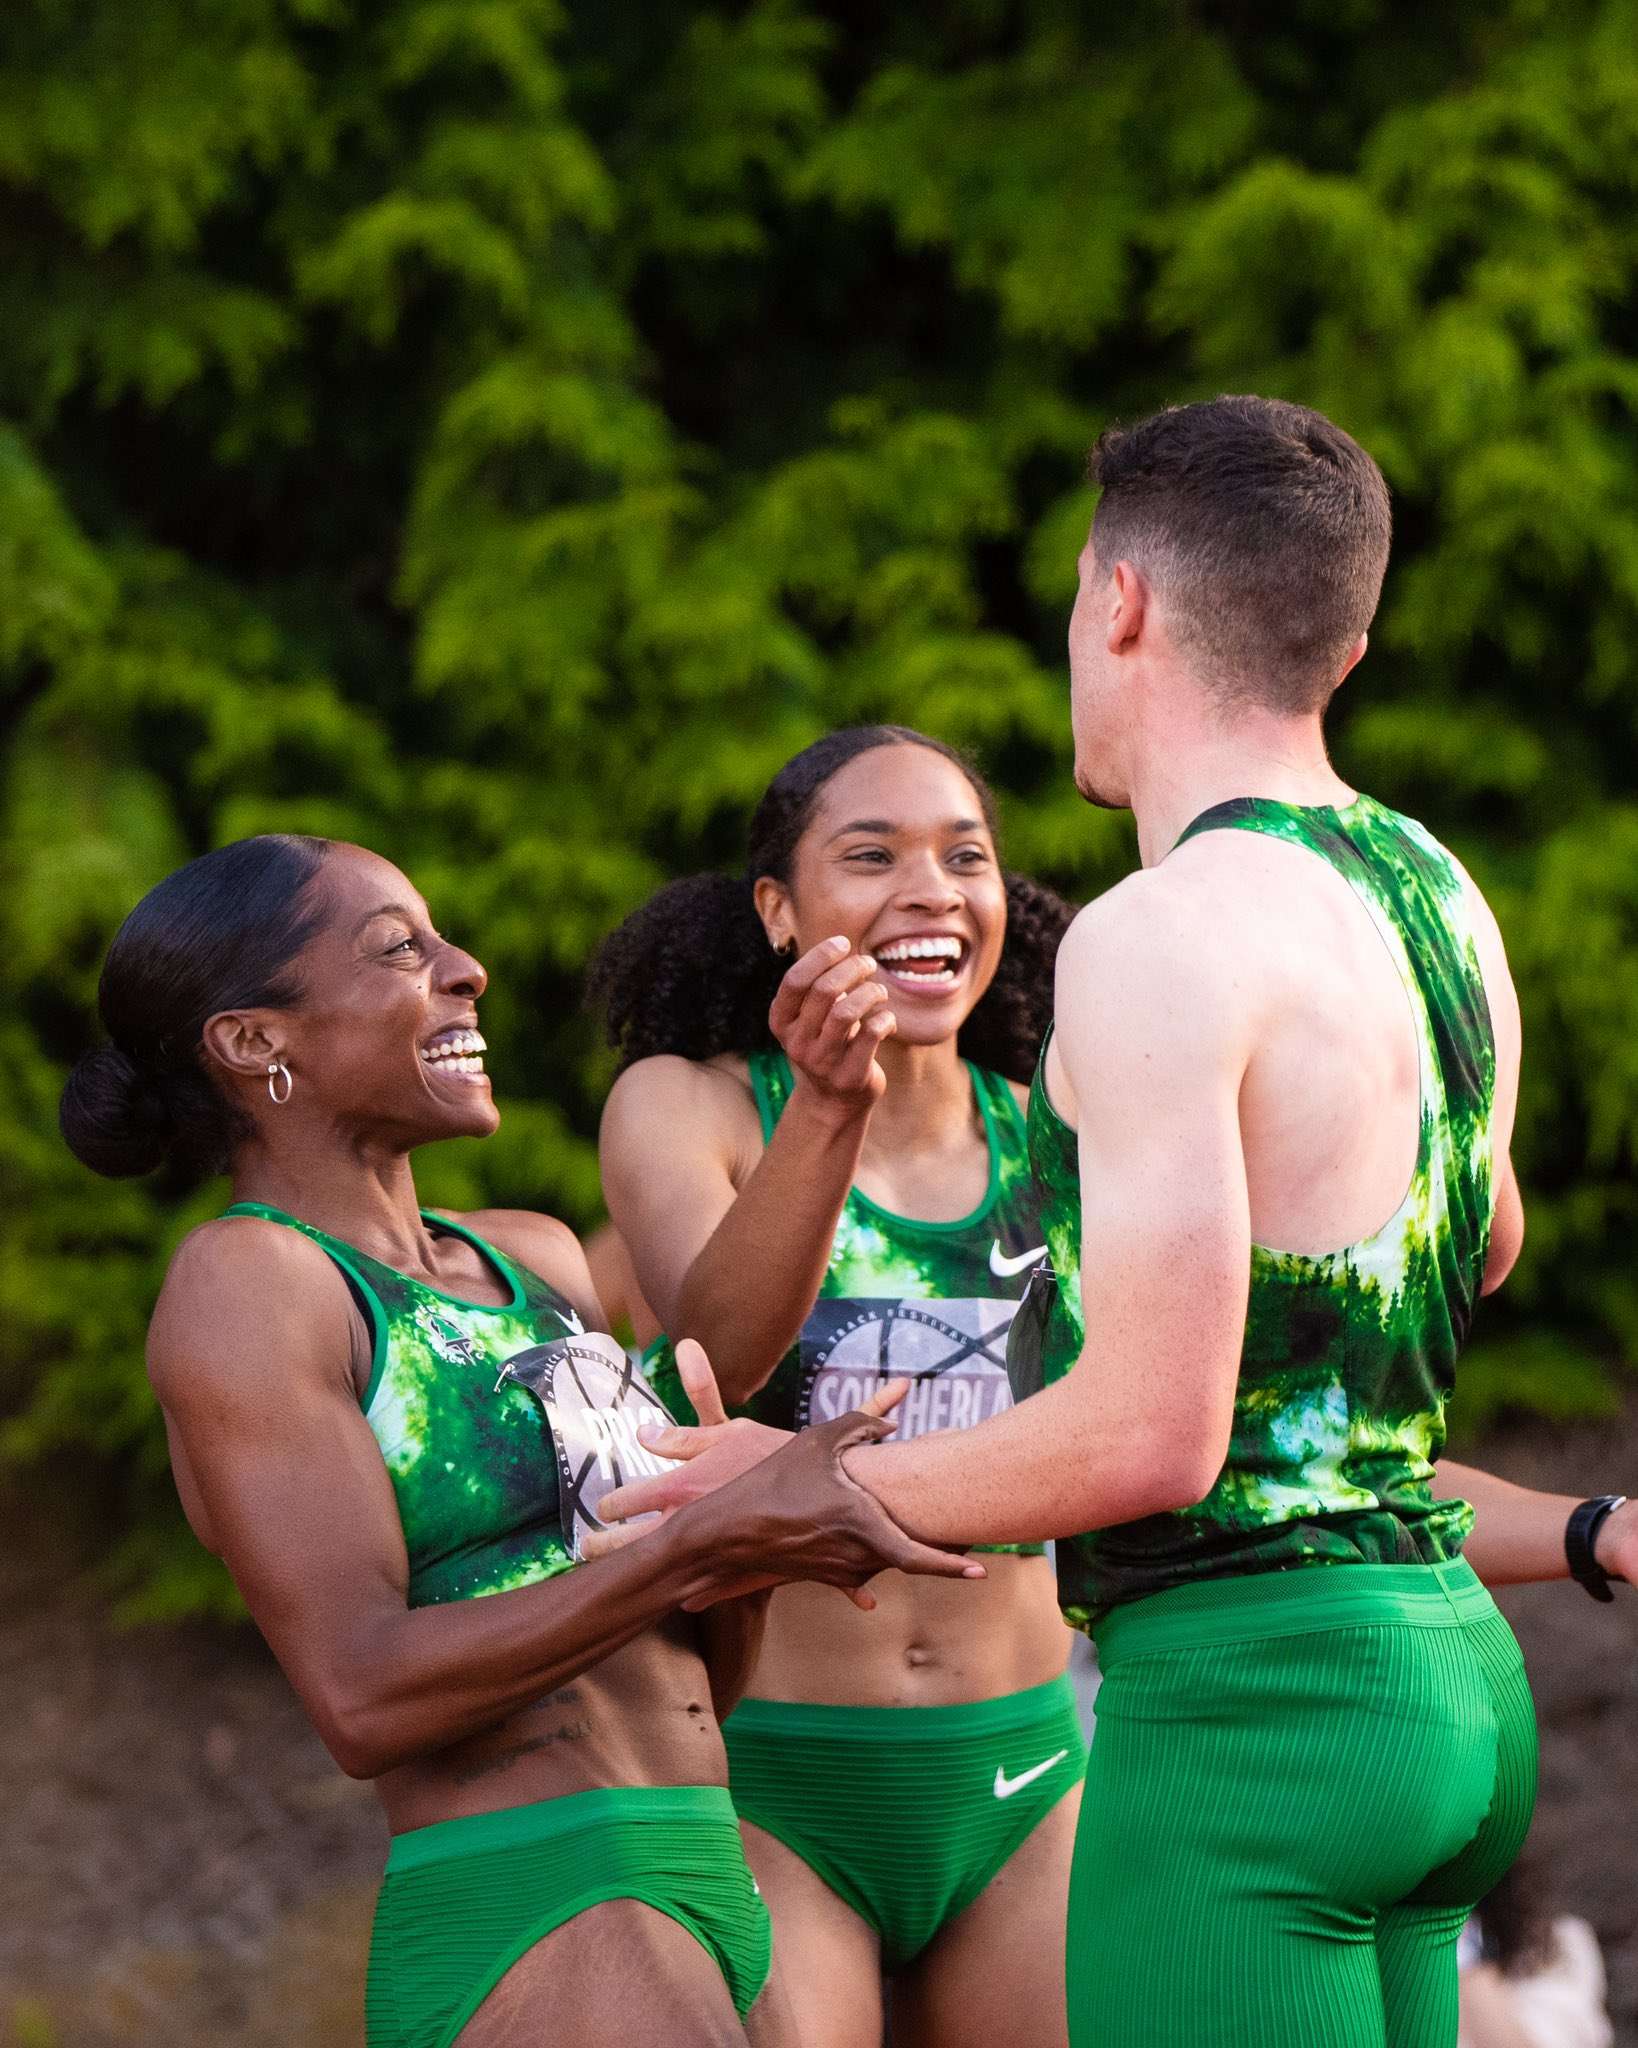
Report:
4,0,1638,1618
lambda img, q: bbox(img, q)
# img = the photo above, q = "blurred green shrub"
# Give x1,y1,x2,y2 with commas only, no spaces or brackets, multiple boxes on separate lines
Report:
3,0,1636,1613
8,1999,61,2048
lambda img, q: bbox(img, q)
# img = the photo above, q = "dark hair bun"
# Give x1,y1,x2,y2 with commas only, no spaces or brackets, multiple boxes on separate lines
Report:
59,1044,173,1179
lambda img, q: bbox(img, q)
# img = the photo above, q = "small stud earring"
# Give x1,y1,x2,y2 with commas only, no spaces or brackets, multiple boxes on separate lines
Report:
267,1061,293,1105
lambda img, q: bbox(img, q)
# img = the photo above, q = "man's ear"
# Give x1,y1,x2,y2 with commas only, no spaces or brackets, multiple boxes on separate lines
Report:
1335,630,1369,686
201,1010,289,1083
1108,559,1147,653
752,877,795,956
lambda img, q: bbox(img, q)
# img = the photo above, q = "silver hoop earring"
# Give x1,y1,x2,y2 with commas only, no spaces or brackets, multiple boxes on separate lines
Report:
267,1061,293,1106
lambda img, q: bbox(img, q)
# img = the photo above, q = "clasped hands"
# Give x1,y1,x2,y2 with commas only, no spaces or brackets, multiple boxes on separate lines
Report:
583,1339,984,1611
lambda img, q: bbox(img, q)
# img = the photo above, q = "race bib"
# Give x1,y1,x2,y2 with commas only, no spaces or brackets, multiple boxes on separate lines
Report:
796,1297,1019,1442
495,1332,677,1560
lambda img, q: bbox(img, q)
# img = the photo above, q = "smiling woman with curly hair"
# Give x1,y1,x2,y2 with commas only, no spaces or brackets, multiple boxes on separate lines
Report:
592,726,1086,2048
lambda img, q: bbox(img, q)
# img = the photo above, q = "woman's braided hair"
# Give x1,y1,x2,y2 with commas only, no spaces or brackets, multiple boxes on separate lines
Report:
587,726,1073,1085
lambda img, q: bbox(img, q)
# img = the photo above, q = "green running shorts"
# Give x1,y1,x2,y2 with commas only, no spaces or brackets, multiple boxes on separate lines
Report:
365,1784,771,2048
724,1673,1086,1969
1069,1557,1537,2048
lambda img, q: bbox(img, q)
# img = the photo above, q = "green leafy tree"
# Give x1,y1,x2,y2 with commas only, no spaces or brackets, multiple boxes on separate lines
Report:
4,0,1636,1615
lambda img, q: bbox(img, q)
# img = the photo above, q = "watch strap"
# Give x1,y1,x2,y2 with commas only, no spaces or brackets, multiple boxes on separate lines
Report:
1565,1494,1627,1603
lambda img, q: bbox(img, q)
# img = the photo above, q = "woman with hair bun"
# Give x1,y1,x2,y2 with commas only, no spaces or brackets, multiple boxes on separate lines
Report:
593,728,1086,2048
61,832,972,2048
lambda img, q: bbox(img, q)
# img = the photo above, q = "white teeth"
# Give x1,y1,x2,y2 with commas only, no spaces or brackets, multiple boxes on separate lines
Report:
878,937,962,963
421,1029,488,1067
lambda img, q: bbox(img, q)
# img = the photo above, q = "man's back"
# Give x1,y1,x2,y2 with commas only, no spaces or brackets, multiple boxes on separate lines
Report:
1034,789,1523,1620
1048,788,1521,1278
1032,786,1536,2048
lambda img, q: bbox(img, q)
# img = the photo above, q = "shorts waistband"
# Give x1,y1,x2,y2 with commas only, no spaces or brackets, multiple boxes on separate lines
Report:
384,1784,737,1875
724,1672,1076,1743
1094,1557,1495,1666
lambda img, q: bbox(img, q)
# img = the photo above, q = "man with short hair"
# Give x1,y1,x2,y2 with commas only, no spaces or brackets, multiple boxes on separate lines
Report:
607,395,1632,2045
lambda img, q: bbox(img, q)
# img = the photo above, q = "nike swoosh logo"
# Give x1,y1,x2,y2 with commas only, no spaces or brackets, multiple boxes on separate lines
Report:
989,1241,1047,1279
993,1749,1069,1799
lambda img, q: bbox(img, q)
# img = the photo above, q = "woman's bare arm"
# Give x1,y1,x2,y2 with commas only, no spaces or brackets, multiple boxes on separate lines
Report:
150,1219,962,1778
600,938,892,1405
149,1219,745,1777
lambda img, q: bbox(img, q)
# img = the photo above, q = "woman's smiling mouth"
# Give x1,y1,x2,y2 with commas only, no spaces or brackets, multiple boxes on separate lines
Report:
873,934,967,993
420,1027,488,1081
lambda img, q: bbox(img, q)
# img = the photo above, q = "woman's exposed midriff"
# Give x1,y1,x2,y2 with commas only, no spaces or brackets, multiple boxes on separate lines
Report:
374,1615,728,1836
744,1552,1070,1708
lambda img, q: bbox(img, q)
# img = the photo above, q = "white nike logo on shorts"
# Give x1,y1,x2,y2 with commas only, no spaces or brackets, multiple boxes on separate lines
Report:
993,1749,1069,1799
989,1241,1047,1278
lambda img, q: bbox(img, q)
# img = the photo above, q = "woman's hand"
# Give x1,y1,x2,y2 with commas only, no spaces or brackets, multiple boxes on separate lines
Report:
585,1339,948,1612
771,936,896,1112
596,1338,901,1526
674,1408,987,1610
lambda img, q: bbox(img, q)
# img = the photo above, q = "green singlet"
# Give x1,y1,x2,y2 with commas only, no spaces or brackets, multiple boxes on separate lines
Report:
224,1204,771,2048
647,1052,1086,1966
649,1048,1049,1459
1008,798,1537,2048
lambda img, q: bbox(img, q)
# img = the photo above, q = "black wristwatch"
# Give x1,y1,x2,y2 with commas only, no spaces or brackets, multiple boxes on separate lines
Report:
1565,1494,1627,1603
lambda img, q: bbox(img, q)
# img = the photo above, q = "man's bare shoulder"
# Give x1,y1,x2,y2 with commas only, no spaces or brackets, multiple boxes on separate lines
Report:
1057,858,1254,988
1430,846,1521,1065
1071,822,1365,980
1438,843,1512,957
1160,820,1338,905
1052,865,1259,1113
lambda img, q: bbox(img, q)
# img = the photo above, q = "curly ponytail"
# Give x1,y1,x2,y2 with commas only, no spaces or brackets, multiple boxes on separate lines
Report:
958,871,1074,1083
588,727,1074,1084
585,872,786,1069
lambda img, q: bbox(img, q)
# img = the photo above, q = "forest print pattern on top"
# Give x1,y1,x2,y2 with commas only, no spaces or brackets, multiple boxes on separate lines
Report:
1011,796,1497,1627
224,1204,591,1606
646,1050,1048,1553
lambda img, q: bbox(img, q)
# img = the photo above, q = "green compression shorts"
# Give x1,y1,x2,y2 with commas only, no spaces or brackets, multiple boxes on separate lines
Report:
1069,1557,1537,2048
724,1674,1086,1969
364,1785,772,2048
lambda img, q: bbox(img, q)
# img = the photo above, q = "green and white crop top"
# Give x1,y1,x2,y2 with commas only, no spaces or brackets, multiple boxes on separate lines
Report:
645,1051,1050,1552
226,1203,673,1606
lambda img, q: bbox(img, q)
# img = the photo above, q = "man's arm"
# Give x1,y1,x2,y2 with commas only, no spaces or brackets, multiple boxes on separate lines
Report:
1454,857,1524,1299
837,883,1252,1546
1482,1156,1525,1295
1441,1459,1635,1587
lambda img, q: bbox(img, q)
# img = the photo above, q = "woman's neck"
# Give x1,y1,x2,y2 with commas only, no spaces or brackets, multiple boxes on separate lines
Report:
863,1034,976,1161
230,1141,434,1268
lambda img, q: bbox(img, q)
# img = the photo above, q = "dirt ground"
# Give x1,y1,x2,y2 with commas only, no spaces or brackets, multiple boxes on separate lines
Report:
4,1399,1635,2048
